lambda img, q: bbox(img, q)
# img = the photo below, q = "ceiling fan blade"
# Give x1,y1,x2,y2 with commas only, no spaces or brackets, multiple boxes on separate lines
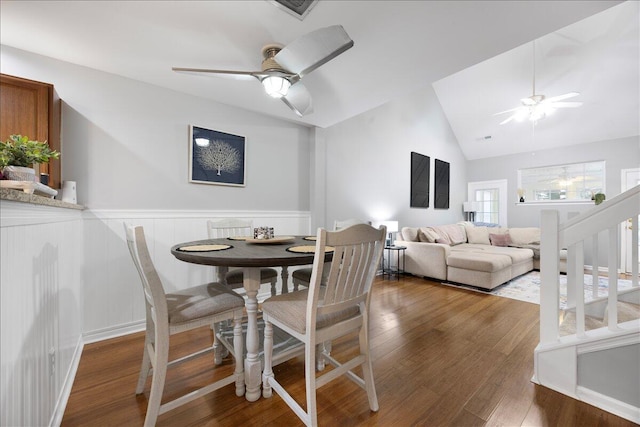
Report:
281,83,313,117
499,114,517,125
493,107,520,116
543,92,580,103
172,67,265,81
275,25,354,78
548,101,583,108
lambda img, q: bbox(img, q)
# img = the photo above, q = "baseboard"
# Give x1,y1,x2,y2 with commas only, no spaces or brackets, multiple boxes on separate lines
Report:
49,336,84,427
578,386,640,424
83,320,146,345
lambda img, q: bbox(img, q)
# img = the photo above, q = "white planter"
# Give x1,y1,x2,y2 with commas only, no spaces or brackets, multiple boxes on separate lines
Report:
2,165,36,182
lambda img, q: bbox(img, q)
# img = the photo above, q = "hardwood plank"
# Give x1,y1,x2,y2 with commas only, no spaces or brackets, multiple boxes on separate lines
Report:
62,275,637,426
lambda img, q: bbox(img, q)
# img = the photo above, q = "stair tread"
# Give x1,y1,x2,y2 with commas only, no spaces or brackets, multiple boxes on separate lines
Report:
559,301,639,336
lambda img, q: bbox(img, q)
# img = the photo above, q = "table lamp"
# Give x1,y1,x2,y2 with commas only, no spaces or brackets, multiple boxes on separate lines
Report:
378,220,399,246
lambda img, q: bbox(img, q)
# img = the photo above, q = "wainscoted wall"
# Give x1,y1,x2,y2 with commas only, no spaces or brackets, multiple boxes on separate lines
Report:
0,203,311,427
82,209,312,341
1,201,84,427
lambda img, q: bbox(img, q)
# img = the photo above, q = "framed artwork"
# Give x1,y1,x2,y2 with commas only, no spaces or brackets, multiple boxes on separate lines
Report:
189,125,246,187
434,159,450,209
410,151,430,208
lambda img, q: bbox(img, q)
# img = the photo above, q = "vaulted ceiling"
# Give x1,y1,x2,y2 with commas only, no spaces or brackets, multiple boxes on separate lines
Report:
1,1,637,160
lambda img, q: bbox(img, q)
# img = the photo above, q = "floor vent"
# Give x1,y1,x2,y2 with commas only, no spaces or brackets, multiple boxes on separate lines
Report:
269,0,319,20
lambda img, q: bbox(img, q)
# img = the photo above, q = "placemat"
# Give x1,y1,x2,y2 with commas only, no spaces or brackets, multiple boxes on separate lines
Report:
303,236,317,241
227,236,250,241
177,244,232,252
287,245,334,254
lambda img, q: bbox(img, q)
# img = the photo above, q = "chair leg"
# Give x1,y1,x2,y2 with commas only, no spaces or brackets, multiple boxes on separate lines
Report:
359,324,379,412
305,342,319,427
213,323,223,365
315,343,326,371
136,329,153,394
270,278,277,296
143,334,169,427
262,320,274,398
233,311,245,397
281,266,289,294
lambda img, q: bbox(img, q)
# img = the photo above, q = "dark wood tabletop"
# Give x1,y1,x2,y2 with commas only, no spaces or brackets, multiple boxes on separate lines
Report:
170,235,332,268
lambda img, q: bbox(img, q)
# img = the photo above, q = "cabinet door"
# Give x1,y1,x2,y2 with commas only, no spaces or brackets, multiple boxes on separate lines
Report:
1,74,61,188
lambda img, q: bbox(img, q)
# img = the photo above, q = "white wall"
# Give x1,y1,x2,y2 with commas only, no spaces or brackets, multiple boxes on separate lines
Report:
1,202,84,427
0,45,312,211
320,84,468,230
466,136,640,227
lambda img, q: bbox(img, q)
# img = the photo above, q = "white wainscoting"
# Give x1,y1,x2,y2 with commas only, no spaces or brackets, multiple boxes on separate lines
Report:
0,201,84,427
0,204,311,427
82,209,312,341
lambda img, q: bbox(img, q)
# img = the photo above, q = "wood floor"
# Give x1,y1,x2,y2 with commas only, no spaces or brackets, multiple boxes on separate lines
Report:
62,275,636,426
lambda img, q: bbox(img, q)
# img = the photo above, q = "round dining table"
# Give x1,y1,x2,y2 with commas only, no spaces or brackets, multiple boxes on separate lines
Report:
170,235,332,402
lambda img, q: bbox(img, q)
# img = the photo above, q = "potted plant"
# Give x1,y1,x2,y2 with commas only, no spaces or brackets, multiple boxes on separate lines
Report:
0,134,60,181
593,192,606,205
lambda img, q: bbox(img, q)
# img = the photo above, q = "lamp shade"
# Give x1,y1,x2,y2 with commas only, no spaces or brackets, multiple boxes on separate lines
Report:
463,201,481,212
378,220,398,233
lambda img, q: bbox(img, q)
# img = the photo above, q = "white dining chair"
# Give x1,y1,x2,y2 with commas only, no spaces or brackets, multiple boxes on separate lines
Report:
291,218,369,290
207,218,279,295
124,224,245,427
261,223,386,426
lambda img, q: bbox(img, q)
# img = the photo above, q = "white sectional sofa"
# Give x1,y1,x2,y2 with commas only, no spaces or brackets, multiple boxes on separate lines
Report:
395,222,566,290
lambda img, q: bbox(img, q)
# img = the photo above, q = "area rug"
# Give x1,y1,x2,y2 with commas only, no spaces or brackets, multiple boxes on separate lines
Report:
494,271,636,308
446,271,635,309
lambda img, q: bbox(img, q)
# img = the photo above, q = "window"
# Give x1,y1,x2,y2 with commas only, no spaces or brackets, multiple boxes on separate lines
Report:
475,188,499,224
468,179,508,226
518,161,605,202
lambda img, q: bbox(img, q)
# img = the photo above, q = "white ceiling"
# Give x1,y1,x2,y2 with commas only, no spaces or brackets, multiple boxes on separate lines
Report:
1,1,637,160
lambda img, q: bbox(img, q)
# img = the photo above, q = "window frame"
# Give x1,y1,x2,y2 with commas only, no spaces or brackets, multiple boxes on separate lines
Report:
517,160,605,204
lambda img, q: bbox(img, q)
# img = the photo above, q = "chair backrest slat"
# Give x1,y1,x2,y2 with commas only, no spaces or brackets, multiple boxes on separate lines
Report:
207,218,253,239
310,224,385,322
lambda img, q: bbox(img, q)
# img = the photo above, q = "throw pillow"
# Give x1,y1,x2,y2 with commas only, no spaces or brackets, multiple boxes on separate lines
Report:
418,227,440,243
401,227,419,242
490,233,512,247
434,224,466,246
465,226,490,245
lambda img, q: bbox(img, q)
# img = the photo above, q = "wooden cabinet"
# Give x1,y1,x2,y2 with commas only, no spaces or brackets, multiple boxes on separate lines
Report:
1,73,61,189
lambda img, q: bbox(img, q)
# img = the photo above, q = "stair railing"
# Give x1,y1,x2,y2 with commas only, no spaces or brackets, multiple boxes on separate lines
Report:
540,185,640,344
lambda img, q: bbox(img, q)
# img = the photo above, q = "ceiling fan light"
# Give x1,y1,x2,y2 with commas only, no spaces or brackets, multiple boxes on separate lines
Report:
262,76,291,98
514,108,529,122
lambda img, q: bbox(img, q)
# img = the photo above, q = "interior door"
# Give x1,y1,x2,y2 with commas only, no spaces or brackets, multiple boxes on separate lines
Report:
621,168,640,274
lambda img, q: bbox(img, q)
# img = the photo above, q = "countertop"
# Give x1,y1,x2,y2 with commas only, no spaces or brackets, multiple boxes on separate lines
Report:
0,188,84,210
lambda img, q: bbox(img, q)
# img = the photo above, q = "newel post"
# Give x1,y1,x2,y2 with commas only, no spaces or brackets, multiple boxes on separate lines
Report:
540,210,560,344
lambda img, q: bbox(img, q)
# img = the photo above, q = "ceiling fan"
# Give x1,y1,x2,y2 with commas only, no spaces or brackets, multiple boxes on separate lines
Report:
172,25,353,117
494,41,583,125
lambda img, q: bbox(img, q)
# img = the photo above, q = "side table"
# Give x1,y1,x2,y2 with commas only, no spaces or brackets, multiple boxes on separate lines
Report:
383,245,406,280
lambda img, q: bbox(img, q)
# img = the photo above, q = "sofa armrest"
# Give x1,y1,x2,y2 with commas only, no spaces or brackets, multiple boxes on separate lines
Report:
395,240,450,280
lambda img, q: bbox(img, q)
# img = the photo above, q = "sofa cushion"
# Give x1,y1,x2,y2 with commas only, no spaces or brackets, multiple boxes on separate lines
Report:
418,227,439,243
490,233,512,247
508,227,540,245
401,227,419,242
510,243,540,259
465,226,490,245
434,224,466,246
447,252,511,272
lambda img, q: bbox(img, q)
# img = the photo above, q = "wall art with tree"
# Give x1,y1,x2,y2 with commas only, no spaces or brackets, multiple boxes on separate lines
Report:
189,125,246,186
